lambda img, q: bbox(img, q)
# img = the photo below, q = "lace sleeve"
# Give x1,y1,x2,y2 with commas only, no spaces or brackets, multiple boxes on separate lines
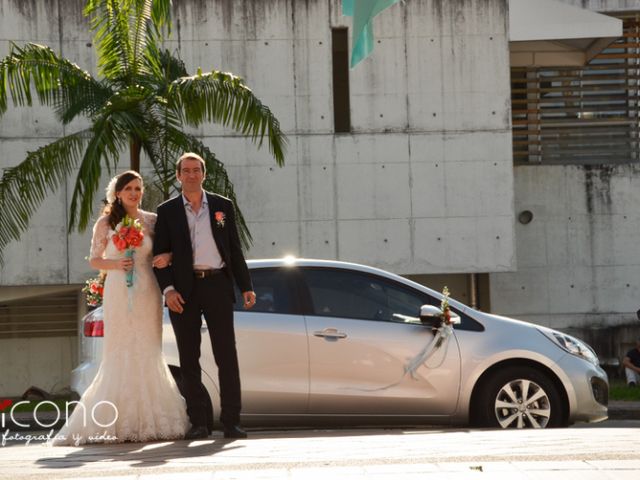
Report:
143,211,157,238
89,216,111,259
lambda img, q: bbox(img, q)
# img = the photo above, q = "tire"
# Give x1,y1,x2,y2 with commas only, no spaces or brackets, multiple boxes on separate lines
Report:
168,365,214,433
476,366,564,429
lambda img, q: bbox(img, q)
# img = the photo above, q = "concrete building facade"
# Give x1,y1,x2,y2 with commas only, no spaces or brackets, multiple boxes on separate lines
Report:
493,0,640,365
0,0,638,395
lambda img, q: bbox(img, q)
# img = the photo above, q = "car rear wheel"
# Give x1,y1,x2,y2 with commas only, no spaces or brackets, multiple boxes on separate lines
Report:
168,365,214,433
477,366,564,429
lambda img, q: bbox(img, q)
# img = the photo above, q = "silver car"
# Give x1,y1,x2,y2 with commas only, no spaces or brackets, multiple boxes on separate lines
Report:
73,258,608,429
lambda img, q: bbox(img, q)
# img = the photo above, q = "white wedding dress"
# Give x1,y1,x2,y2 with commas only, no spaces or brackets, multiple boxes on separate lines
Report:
53,211,190,445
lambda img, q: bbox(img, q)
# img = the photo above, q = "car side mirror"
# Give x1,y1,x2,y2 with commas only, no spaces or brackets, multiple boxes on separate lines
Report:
420,304,461,327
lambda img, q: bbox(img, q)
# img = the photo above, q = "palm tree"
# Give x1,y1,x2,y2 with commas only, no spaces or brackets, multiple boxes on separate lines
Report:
0,0,286,262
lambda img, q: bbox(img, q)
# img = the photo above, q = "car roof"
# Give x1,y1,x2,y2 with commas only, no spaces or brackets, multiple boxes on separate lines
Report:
246,257,449,305
248,257,405,278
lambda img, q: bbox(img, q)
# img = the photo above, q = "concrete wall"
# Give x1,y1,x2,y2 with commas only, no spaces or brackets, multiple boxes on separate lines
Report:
0,0,516,286
490,165,640,327
0,0,98,287
490,1,640,357
0,0,515,394
489,163,640,363
172,0,516,275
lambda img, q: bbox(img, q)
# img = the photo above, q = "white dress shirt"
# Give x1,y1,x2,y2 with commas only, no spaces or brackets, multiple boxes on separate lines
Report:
162,192,225,295
183,193,225,270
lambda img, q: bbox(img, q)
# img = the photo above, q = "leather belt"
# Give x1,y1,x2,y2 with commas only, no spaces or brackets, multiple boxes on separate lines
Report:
193,269,224,279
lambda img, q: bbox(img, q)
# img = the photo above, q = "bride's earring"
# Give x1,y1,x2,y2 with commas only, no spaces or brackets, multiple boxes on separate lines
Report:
117,197,122,205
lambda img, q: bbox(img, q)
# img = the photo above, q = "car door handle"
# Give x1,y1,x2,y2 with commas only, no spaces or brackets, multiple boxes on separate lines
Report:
313,328,347,339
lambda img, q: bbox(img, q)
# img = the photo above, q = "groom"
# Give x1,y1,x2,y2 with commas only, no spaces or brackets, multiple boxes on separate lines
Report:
153,152,256,440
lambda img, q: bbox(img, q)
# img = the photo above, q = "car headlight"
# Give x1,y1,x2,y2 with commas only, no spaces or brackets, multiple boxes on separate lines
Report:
538,328,599,366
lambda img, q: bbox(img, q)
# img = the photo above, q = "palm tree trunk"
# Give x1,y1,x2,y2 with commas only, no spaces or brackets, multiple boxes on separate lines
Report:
130,138,142,172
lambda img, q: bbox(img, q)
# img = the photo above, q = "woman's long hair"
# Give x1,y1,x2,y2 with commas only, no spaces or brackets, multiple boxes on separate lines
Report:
103,171,143,229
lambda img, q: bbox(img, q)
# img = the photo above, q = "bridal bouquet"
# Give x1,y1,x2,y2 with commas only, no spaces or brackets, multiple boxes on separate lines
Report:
82,273,105,307
112,215,144,287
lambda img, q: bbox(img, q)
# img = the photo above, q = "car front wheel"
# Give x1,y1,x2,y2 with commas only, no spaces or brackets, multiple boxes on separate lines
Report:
477,366,564,429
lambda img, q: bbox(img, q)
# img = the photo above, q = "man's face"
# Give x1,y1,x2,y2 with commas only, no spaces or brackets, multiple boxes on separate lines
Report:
177,158,205,192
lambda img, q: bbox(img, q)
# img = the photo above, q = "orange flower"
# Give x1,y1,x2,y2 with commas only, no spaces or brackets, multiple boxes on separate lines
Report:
214,211,225,227
82,275,106,307
112,216,144,251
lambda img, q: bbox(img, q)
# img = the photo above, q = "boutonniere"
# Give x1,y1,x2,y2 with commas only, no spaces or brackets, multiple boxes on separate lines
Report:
214,211,226,228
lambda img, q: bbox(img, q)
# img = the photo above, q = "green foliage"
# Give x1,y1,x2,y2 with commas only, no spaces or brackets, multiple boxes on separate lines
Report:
0,0,286,262
609,379,640,401
0,132,90,246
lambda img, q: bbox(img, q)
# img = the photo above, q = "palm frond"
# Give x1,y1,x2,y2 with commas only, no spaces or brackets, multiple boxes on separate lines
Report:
135,0,171,56
0,131,89,264
140,122,173,198
145,48,187,96
159,48,188,81
168,70,287,166
84,0,134,80
85,0,172,82
149,0,172,36
0,1,284,263
131,0,153,65
132,0,172,76
0,42,110,123
68,117,129,231
141,137,177,201
99,85,151,138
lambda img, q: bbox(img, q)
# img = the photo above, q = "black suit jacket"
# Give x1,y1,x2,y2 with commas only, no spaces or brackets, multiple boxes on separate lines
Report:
153,192,253,302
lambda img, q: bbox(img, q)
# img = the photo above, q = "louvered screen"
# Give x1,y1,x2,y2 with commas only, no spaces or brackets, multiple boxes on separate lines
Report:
0,293,78,338
511,14,640,165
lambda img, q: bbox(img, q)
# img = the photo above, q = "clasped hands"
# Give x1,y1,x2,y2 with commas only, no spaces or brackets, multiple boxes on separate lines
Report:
151,252,256,313
152,252,172,269
114,252,172,272
165,290,256,314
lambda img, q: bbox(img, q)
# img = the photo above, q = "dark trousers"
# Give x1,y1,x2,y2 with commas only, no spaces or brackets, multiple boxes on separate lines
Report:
169,273,241,428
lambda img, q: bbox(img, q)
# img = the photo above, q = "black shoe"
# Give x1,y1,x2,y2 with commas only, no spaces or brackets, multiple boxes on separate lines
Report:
629,382,637,388
223,424,247,439
185,425,209,440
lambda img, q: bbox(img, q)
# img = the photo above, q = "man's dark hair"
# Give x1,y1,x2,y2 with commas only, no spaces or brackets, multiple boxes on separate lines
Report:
176,152,206,174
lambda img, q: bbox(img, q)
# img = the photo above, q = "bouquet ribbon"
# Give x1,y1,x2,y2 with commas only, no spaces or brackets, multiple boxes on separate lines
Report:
125,248,134,287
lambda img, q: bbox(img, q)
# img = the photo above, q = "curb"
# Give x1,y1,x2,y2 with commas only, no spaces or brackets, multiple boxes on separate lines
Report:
607,401,639,420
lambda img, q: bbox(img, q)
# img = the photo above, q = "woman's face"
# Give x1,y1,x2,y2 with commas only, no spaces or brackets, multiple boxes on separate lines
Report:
116,178,143,209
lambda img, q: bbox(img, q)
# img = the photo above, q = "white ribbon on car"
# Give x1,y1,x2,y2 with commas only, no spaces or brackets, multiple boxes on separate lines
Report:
404,323,453,379
345,321,454,392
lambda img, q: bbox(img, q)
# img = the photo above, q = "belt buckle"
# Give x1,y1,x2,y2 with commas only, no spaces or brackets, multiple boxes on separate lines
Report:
194,270,206,279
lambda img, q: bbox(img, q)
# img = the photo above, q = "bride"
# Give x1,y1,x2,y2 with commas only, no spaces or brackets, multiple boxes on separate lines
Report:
53,171,190,445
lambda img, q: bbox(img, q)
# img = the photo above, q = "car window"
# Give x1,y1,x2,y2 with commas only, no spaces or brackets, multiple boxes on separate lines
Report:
301,267,484,331
302,268,427,322
233,267,296,314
